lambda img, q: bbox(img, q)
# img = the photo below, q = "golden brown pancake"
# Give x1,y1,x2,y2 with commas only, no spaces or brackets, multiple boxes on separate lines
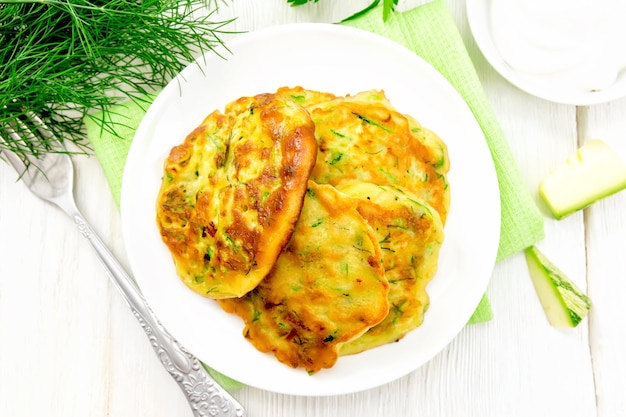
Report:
302,89,451,224
156,93,317,298
218,181,389,373
335,183,444,355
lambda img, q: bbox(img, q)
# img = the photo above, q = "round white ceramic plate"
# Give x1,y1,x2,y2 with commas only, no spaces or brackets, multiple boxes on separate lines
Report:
467,0,626,106
121,23,500,396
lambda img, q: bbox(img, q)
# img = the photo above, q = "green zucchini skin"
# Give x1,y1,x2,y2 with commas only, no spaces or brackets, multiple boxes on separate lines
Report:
525,246,591,328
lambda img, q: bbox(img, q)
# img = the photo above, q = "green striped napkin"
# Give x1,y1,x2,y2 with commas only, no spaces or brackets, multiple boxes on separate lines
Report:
84,0,544,388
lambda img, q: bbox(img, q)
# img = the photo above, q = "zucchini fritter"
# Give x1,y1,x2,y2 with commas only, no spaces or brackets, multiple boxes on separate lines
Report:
218,181,389,373
336,183,444,355
156,93,317,298
305,89,451,224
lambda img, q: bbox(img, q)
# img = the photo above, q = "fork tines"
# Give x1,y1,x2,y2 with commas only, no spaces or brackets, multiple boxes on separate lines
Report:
1,112,67,168
4,112,59,150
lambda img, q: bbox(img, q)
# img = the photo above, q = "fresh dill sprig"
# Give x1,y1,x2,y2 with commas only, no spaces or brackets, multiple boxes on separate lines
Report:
288,0,398,21
0,0,235,157
287,0,319,6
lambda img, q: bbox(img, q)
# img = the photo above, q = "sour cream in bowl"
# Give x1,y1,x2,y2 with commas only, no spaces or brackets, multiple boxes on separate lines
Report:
467,0,626,105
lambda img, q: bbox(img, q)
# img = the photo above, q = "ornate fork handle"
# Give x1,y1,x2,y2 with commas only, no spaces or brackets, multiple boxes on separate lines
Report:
67,205,245,417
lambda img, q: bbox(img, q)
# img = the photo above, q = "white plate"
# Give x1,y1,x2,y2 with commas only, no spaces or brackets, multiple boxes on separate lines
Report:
121,23,500,396
467,0,626,106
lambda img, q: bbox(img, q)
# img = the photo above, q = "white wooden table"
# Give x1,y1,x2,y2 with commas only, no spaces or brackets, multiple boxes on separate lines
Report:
1,1,625,416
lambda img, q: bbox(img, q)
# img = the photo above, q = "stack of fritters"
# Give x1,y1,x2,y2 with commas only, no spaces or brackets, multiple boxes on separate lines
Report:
156,86,449,373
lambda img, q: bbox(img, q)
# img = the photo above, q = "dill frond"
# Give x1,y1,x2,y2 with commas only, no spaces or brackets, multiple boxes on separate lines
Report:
0,0,236,157
289,0,397,22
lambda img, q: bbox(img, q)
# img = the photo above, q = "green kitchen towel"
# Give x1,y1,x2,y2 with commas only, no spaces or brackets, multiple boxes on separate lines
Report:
84,0,544,386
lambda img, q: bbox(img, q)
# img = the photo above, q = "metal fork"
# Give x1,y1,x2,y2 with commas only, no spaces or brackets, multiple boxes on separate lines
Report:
0,114,245,417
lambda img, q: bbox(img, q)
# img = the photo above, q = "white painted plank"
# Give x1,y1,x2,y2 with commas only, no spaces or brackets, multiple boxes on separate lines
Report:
578,99,626,417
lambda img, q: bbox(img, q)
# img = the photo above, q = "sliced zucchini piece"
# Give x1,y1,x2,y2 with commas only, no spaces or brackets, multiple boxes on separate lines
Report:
540,139,626,219
524,246,591,328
